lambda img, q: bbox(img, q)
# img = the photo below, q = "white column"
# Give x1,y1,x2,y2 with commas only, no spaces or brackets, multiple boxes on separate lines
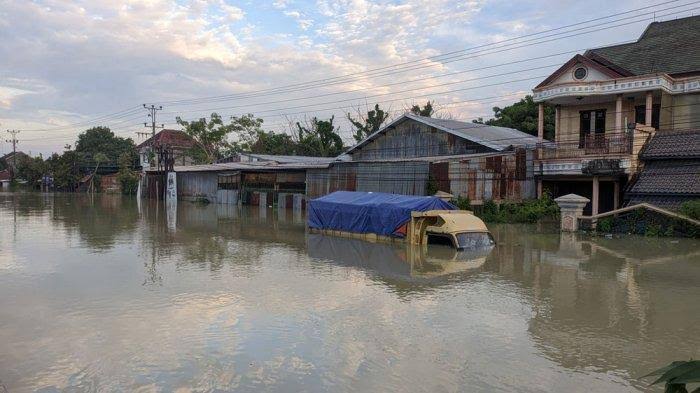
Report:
615,94,623,133
592,176,600,216
554,105,560,141
645,91,653,127
538,103,544,140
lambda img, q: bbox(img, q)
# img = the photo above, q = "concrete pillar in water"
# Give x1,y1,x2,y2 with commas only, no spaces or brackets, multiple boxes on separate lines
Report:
592,176,599,216
554,194,590,232
259,192,267,208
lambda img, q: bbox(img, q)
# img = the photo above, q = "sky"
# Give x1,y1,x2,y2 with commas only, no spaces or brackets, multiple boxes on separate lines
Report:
0,0,697,156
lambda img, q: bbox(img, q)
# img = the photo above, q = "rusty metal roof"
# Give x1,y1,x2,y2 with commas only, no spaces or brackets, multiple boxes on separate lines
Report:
344,113,539,155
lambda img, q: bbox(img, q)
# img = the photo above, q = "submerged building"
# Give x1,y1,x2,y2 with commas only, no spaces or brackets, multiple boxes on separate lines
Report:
532,15,700,214
144,113,540,206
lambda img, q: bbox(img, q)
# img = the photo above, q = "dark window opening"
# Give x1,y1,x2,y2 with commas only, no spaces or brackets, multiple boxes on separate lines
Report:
427,234,455,248
635,104,660,129
218,175,239,190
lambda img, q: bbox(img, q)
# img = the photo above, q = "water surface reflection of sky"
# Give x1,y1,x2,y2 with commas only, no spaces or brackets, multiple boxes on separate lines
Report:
0,193,698,392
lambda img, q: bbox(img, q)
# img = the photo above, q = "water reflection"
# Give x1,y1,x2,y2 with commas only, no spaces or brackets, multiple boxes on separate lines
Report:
0,193,698,392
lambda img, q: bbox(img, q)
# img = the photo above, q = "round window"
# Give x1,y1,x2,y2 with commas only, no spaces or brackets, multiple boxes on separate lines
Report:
573,67,587,80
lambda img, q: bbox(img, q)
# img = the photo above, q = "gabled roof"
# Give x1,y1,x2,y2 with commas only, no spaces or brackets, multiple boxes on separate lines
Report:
345,113,540,155
627,160,700,196
137,129,196,149
585,15,700,76
535,54,628,89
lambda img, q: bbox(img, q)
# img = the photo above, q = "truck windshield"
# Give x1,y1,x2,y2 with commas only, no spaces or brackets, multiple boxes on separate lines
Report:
455,232,494,249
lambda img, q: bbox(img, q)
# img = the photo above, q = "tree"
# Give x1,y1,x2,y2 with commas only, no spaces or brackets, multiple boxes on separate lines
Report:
228,113,266,153
347,103,390,143
46,149,82,191
117,152,139,195
176,113,237,163
410,101,435,117
74,126,137,163
295,116,344,157
15,155,47,187
472,95,555,139
249,131,298,155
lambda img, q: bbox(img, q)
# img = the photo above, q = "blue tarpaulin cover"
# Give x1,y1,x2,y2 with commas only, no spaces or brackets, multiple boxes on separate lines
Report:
308,191,456,237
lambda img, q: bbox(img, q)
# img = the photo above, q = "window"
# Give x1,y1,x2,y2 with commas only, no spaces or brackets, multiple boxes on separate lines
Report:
455,232,494,249
218,174,238,190
635,104,660,129
427,234,455,248
579,109,606,148
573,67,588,80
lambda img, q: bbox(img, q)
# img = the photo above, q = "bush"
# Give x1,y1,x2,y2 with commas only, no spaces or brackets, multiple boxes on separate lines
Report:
679,199,700,220
452,196,471,210
477,194,559,223
476,193,559,224
597,217,613,233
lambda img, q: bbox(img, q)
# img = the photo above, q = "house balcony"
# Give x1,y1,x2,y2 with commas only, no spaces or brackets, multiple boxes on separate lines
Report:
535,132,640,177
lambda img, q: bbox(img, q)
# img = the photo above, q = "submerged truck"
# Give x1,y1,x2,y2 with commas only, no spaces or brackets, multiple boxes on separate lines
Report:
307,191,493,250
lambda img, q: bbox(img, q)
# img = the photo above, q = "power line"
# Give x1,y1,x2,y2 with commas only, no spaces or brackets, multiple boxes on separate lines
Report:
156,0,694,106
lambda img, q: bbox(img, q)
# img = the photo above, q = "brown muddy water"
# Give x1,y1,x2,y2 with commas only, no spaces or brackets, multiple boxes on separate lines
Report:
0,192,698,392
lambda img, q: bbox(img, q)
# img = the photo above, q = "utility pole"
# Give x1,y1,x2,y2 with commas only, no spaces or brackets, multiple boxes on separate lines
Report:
143,104,163,139
5,129,19,178
142,104,164,171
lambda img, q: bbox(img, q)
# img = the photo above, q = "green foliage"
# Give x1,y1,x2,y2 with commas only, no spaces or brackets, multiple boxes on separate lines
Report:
472,95,555,139
347,104,389,142
452,196,472,211
680,199,700,220
249,131,298,155
177,113,238,163
597,217,614,233
642,360,700,393
74,126,137,163
117,152,139,195
425,175,438,196
295,116,344,157
46,150,82,191
410,101,435,117
478,193,559,223
587,206,699,238
15,155,47,187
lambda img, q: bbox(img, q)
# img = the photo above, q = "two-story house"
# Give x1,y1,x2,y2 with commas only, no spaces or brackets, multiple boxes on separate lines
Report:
137,129,197,171
532,15,700,214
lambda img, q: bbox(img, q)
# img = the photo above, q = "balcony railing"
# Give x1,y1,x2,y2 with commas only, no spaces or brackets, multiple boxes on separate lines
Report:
538,132,632,160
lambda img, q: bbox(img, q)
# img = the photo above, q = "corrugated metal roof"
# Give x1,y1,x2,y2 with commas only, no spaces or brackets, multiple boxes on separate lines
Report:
344,113,539,155
240,153,339,164
156,160,331,173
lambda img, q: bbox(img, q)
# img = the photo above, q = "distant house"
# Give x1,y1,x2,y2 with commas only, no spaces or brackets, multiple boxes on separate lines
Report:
137,129,197,171
0,151,30,175
532,15,700,213
143,113,540,206
308,113,539,203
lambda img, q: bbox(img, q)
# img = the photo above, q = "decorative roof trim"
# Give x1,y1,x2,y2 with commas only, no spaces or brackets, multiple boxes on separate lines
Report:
534,54,625,89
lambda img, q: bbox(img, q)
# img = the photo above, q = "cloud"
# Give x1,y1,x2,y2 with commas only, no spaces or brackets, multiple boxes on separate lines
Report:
0,0,668,155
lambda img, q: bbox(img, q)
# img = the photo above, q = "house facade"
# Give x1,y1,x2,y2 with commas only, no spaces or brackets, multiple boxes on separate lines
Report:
144,113,540,206
532,15,700,214
137,129,197,171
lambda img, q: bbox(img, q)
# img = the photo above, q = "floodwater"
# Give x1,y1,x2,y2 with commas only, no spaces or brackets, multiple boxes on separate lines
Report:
1,193,699,393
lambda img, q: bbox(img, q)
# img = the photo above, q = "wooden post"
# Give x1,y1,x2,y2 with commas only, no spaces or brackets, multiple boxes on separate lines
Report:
613,181,620,210
645,91,653,127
